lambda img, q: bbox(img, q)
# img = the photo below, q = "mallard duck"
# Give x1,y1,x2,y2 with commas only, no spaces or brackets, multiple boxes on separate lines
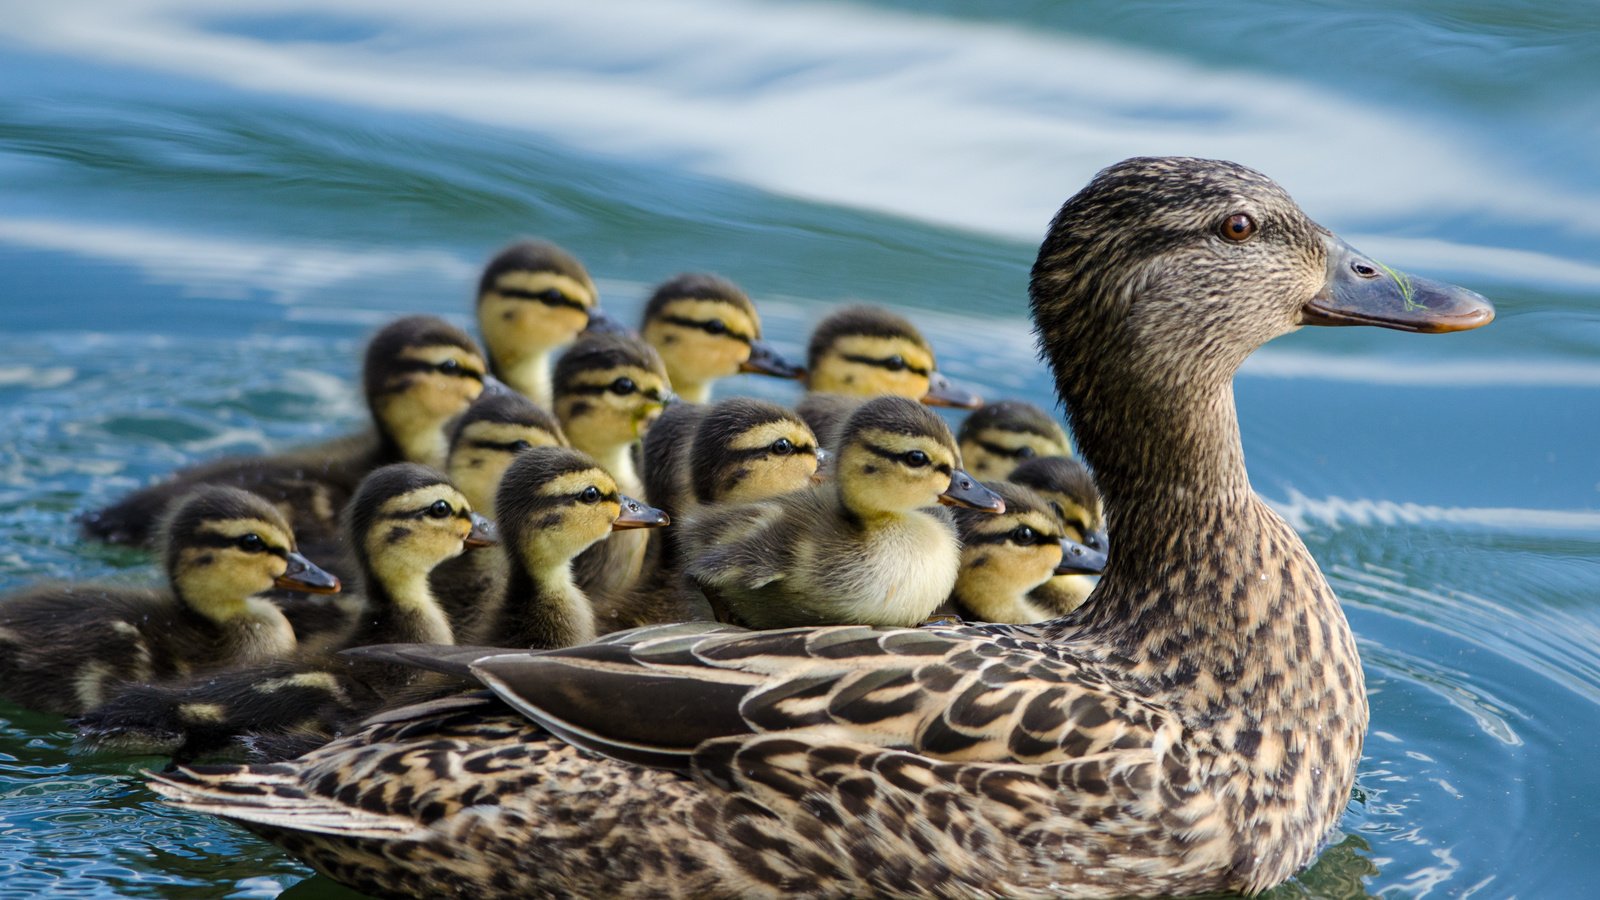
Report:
1008,454,1107,614
81,316,493,550
638,273,805,404
476,240,603,407
75,463,494,757
957,398,1074,480
149,157,1494,898
0,486,338,716
681,395,1003,629
940,480,1106,625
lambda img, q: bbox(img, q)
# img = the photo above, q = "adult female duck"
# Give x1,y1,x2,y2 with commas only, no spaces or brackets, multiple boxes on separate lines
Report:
150,158,1493,898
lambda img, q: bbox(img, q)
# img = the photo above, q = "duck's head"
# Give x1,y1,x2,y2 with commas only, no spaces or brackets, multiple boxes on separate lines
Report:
639,273,804,404
957,399,1073,480
365,316,492,468
832,396,1003,519
950,480,1105,622
1007,455,1106,552
345,463,496,592
1030,157,1492,483
160,486,340,619
553,333,676,457
689,398,824,505
445,392,568,519
496,446,669,574
476,240,600,384
804,305,982,408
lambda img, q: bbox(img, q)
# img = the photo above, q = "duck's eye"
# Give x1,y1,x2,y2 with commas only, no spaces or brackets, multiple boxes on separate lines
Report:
427,499,454,519
1219,213,1257,242
705,319,728,335
1016,446,1036,460
236,533,266,553
1010,526,1038,545
438,358,461,375
543,288,568,304
903,449,930,468
580,486,602,504
770,437,794,456
884,355,907,372
509,440,533,453
611,377,637,395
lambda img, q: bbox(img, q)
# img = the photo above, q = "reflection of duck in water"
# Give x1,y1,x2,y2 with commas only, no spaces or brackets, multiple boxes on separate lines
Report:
151,157,1493,898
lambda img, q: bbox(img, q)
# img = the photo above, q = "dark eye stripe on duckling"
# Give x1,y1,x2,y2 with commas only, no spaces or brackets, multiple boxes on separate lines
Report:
860,442,952,476
962,523,1062,546
720,440,819,463
656,314,753,345
839,353,931,377
468,438,538,454
186,532,290,558
972,438,1044,460
567,378,668,401
491,285,591,313
388,358,486,382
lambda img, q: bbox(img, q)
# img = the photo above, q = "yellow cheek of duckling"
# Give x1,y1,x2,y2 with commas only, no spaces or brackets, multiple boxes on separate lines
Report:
721,454,819,504
959,535,1060,597
809,336,934,398
961,432,1070,480
173,545,284,614
1047,498,1102,543
646,301,757,386
480,272,595,351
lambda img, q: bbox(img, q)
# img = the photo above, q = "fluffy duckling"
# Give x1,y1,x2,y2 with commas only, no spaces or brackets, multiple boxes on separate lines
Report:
82,316,492,549
682,395,1002,629
941,481,1106,624
638,273,804,403
1,487,338,716
1008,454,1107,614
956,399,1073,480
476,240,601,407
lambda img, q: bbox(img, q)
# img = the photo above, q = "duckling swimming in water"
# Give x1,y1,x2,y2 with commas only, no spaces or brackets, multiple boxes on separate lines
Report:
147,157,1494,899
637,273,804,403
2,486,338,716
957,399,1073,480
82,316,492,550
1008,454,1107,614
682,395,1002,629
476,240,602,407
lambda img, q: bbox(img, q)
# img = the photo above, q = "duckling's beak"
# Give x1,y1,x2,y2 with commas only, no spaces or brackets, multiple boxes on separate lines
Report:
740,340,806,380
464,512,499,549
583,307,632,336
1082,528,1109,553
1055,539,1108,576
922,371,984,409
658,390,681,408
480,374,514,397
939,469,1006,513
275,551,341,594
613,495,671,530
1301,235,1495,334
810,447,831,484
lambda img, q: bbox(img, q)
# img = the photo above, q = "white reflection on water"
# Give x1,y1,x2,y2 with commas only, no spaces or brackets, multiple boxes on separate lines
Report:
3,0,1597,254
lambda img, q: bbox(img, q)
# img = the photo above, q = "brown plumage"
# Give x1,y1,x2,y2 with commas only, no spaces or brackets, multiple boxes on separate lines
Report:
148,157,1493,897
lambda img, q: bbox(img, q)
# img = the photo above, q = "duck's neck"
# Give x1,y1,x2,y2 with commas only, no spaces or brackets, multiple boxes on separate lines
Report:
580,440,643,499
181,590,298,661
496,352,554,408
498,559,596,650
349,565,455,649
674,380,712,405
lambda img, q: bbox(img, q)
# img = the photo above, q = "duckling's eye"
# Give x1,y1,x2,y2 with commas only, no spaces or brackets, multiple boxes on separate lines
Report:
1010,526,1038,545
705,319,728,335
884,355,907,372
770,437,794,456
1219,213,1257,243
580,486,602,504
610,377,637,395
903,449,930,468
438,358,461,375
509,440,533,453
1016,446,1036,460
427,499,454,519
236,533,267,553
542,289,568,304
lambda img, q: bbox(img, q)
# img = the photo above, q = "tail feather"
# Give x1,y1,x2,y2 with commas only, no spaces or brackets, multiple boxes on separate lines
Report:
146,767,429,841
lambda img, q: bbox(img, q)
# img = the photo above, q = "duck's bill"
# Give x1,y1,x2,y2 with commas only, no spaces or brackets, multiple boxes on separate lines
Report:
1301,235,1494,334
939,470,1006,513
740,339,806,379
921,371,984,409
275,551,341,594
480,374,515,397
465,512,500,548
583,307,633,336
1055,539,1108,576
613,496,671,530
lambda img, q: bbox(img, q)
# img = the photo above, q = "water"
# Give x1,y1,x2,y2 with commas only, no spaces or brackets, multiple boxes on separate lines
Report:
1,1,1596,896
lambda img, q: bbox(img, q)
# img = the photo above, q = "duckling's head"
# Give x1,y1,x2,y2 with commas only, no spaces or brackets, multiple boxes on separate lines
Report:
804,305,980,407
445,392,568,519
496,447,669,574
950,481,1100,621
160,486,339,619
476,240,599,375
1008,455,1106,551
833,396,1002,518
957,399,1073,480
690,398,823,506
553,333,675,457
364,316,490,468
639,273,804,403
346,463,495,592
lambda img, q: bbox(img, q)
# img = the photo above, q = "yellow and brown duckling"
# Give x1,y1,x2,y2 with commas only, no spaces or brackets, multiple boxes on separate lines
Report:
148,158,1495,898
682,395,1002,629
476,240,602,407
1,486,338,716
638,273,805,404
82,315,493,550
1008,454,1107,614
957,398,1073,480
940,480,1106,625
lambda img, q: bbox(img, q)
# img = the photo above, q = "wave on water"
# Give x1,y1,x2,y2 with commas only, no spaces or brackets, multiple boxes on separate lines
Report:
1270,489,1600,535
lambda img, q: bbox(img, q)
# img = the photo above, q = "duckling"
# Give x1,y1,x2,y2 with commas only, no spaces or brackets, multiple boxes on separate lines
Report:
681,395,1002,629
476,240,601,407
74,463,493,757
1008,454,1108,614
957,399,1073,480
638,273,804,403
81,315,492,550
795,304,981,447
1,486,338,716
148,158,1495,899
940,480,1106,624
